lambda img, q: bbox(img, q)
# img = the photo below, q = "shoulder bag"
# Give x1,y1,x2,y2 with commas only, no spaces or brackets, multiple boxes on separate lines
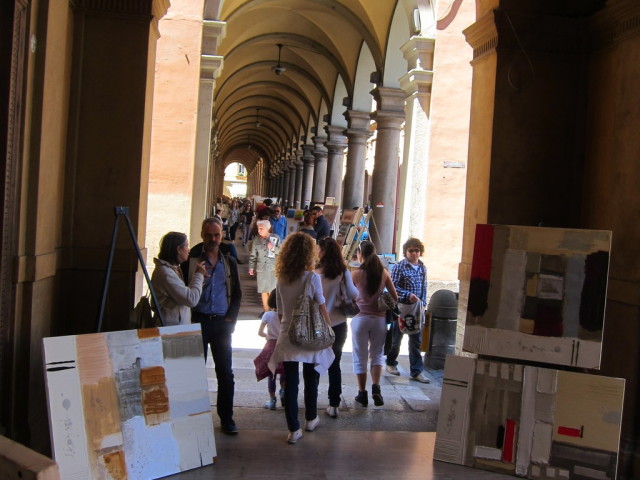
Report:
398,300,425,335
335,272,360,316
289,273,335,350
377,291,397,312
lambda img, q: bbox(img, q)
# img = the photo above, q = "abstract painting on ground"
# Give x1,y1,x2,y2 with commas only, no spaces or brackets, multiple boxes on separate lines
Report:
435,356,624,479
43,324,215,480
465,224,612,368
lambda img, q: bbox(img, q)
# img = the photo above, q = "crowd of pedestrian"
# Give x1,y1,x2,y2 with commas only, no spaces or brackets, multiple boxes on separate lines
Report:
149,196,430,444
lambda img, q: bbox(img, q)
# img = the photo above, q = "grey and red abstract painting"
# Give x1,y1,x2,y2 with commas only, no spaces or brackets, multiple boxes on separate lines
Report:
465,224,611,369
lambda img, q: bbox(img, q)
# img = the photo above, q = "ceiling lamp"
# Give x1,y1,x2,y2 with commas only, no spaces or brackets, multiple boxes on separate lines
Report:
272,44,286,75
255,108,262,127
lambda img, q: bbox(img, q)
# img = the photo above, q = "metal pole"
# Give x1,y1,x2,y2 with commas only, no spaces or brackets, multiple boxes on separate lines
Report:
96,207,121,333
121,208,165,326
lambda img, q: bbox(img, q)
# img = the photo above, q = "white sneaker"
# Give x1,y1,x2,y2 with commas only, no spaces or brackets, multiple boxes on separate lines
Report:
411,372,431,384
304,416,320,431
287,429,303,444
386,365,400,376
326,406,338,418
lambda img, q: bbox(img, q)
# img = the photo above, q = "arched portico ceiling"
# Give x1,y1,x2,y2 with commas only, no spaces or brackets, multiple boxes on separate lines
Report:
212,0,397,172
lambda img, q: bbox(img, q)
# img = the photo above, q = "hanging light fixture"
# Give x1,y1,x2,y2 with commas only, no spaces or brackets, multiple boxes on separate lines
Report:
272,44,286,75
255,108,262,127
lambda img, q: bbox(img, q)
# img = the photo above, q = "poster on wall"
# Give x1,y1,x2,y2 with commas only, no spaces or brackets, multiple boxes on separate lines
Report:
435,355,625,479
464,224,612,369
43,324,216,480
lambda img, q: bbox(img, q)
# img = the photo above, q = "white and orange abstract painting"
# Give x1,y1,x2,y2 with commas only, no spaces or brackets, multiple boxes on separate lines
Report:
43,324,216,480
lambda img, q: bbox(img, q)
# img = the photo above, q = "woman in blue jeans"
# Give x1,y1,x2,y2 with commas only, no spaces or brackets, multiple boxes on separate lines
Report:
268,233,334,444
315,237,359,418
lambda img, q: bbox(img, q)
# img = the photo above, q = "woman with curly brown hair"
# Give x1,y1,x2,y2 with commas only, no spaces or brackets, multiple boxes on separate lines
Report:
268,232,334,444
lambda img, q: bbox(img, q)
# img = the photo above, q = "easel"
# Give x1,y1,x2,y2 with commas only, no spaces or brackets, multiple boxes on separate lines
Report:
96,206,164,332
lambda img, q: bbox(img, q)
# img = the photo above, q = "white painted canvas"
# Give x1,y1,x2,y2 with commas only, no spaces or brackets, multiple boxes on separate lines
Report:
43,324,216,480
435,356,625,479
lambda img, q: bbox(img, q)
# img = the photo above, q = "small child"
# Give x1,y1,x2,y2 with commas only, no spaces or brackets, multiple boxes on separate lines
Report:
253,289,285,409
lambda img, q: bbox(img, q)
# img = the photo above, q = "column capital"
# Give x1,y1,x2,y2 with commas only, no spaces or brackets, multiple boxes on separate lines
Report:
302,144,316,163
399,69,433,98
201,55,224,80
345,110,372,130
325,125,348,148
370,87,405,113
202,20,226,54
312,136,328,157
400,35,435,71
463,10,498,62
371,109,405,130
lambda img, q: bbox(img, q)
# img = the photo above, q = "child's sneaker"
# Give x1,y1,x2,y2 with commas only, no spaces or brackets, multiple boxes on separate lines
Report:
263,398,276,410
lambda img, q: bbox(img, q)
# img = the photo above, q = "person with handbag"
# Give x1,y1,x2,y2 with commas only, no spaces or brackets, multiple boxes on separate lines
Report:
351,241,398,407
268,232,334,444
315,237,359,418
150,231,207,326
385,237,430,384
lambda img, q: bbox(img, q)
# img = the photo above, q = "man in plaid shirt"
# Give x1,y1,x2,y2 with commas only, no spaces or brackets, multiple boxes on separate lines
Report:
385,238,430,383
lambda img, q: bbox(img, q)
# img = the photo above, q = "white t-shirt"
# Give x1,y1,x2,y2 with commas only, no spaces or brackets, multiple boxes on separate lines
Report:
261,310,280,340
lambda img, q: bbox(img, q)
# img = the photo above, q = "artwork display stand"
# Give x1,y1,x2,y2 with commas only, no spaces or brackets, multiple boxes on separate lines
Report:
434,224,625,480
337,208,369,261
97,206,164,332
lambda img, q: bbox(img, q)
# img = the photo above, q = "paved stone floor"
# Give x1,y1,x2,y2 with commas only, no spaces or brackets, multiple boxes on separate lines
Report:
161,238,516,479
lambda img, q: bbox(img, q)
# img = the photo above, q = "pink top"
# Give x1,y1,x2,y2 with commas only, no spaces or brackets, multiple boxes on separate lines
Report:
355,277,385,317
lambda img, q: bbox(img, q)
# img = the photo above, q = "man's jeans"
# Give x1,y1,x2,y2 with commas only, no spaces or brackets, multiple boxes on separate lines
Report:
385,320,423,377
196,314,235,426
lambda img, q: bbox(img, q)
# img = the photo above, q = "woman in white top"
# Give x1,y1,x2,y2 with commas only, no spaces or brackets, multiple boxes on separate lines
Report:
151,232,206,326
268,232,334,444
351,240,398,407
315,237,358,418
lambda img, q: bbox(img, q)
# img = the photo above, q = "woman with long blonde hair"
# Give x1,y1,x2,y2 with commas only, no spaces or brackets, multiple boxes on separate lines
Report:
268,233,334,444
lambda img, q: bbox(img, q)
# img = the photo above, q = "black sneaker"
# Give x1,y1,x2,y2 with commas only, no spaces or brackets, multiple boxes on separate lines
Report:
221,421,238,435
354,390,368,407
372,384,384,406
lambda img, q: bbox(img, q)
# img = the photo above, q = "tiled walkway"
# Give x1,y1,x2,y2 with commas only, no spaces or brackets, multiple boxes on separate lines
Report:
164,238,513,479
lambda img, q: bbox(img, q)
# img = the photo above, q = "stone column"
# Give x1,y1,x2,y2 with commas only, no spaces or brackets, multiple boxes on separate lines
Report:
287,163,297,209
282,167,291,206
397,35,435,250
301,144,315,209
342,110,373,209
191,21,225,242
294,151,304,209
324,125,348,207
311,135,328,204
369,87,406,254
